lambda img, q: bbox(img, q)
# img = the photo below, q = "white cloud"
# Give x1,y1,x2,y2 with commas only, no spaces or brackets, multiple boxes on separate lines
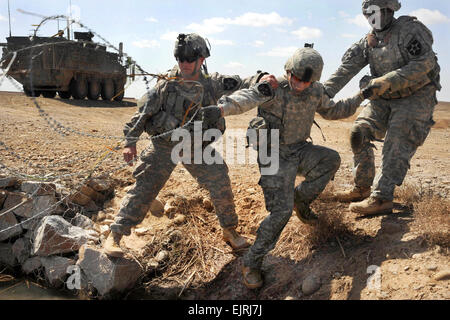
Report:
0,15,7,22
291,27,323,40
160,31,179,41
187,18,229,35
132,39,160,48
224,62,244,69
187,12,293,35
275,27,288,33
145,17,158,23
409,9,450,25
341,33,358,39
259,46,298,57
339,10,350,18
209,38,235,46
252,40,265,47
347,14,371,29
232,12,293,27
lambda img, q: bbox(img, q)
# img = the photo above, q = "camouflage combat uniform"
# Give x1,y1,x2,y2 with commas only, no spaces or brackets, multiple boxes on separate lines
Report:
324,15,441,201
218,78,364,269
110,66,265,236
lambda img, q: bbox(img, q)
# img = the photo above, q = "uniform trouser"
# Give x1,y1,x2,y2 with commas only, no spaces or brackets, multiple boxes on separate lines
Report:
243,143,341,269
110,139,238,236
351,85,437,201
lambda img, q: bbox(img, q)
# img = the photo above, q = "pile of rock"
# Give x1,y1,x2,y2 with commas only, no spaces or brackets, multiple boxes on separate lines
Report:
0,175,143,297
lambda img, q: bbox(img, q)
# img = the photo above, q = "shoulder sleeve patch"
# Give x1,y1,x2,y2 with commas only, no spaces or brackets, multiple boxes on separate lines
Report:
401,20,433,58
406,38,423,56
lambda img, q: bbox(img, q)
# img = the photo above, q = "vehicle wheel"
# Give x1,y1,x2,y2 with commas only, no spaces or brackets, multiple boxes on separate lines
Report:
113,82,124,102
24,88,41,97
70,78,88,100
101,79,114,101
88,81,101,100
58,91,71,99
42,91,57,98
24,88,32,97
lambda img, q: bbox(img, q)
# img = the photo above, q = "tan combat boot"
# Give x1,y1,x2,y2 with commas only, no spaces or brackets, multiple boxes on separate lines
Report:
103,232,124,258
349,197,394,216
242,266,263,289
223,227,250,250
334,186,371,203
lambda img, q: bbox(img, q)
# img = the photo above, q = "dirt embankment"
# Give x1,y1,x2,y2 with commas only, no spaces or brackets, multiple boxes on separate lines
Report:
0,92,449,300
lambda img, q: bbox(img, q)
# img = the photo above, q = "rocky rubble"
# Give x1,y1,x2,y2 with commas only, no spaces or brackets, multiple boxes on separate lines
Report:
0,175,143,296
77,245,143,296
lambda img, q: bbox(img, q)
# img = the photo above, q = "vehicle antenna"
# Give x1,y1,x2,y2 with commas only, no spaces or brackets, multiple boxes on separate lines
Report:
8,0,12,37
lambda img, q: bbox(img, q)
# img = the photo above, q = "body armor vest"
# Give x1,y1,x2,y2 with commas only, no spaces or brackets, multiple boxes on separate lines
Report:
256,80,317,146
147,67,223,138
367,16,441,99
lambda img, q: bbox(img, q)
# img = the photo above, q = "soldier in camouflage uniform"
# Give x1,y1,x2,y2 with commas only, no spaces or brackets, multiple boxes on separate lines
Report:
202,47,368,289
324,0,441,215
104,33,269,257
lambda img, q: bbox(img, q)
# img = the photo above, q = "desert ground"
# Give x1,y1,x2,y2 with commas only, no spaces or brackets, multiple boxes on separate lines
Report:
0,91,448,300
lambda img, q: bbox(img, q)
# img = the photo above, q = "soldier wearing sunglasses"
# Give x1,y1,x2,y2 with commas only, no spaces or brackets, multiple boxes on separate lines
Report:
104,33,272,258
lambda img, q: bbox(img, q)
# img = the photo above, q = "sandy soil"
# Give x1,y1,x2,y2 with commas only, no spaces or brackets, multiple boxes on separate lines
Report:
0,91,448,300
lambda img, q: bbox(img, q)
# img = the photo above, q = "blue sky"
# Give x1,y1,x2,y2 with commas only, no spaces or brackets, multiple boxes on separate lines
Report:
1,0,449,100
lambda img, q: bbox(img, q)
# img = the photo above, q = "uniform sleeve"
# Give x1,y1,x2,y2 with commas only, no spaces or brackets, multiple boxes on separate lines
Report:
323,37,369,98
218,82,275,117
382,20,437,92
317,87,363,120
123,87,161,147
210,71,268,100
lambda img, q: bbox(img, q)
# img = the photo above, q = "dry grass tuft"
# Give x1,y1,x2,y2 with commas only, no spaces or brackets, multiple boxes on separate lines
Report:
396,183,450,248
273,202,354,261
412,196,450,248
141,197,233,294
394,183,437,208
306,206,352,248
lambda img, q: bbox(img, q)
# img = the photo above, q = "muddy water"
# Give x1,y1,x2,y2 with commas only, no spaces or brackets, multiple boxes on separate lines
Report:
0,280,79,300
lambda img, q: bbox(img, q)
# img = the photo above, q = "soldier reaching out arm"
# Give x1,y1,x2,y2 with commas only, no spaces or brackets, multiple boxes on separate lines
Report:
323,0,441,215
202,47,369,289
104,33,272,257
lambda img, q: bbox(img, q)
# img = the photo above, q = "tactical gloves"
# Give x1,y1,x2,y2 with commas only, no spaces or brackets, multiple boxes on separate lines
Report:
201,105,223,127
365,75,392,99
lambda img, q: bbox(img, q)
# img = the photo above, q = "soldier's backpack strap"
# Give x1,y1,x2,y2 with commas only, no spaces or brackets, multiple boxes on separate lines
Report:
313,120,327,142
162,66,183,118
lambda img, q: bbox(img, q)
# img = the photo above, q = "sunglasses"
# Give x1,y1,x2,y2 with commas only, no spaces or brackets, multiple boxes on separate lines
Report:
288,72,309,83
176,55,199,63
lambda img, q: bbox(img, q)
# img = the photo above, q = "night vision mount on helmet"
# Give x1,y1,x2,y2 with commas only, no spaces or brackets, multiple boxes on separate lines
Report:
174,33,210,62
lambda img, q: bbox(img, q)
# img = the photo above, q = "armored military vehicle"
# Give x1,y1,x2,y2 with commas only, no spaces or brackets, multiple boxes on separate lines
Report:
1,31,127,101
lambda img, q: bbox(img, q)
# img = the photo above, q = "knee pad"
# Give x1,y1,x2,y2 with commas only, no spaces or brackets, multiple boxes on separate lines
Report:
350,126,369,152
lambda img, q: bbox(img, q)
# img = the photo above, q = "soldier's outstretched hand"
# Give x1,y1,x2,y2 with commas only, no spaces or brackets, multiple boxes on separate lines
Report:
259,74,279,89
123,146,137,166
201,105,223,127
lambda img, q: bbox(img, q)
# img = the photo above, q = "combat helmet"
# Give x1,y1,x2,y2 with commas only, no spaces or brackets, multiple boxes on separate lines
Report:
174,33,210,62
284,46,324,82
362,0,401,13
